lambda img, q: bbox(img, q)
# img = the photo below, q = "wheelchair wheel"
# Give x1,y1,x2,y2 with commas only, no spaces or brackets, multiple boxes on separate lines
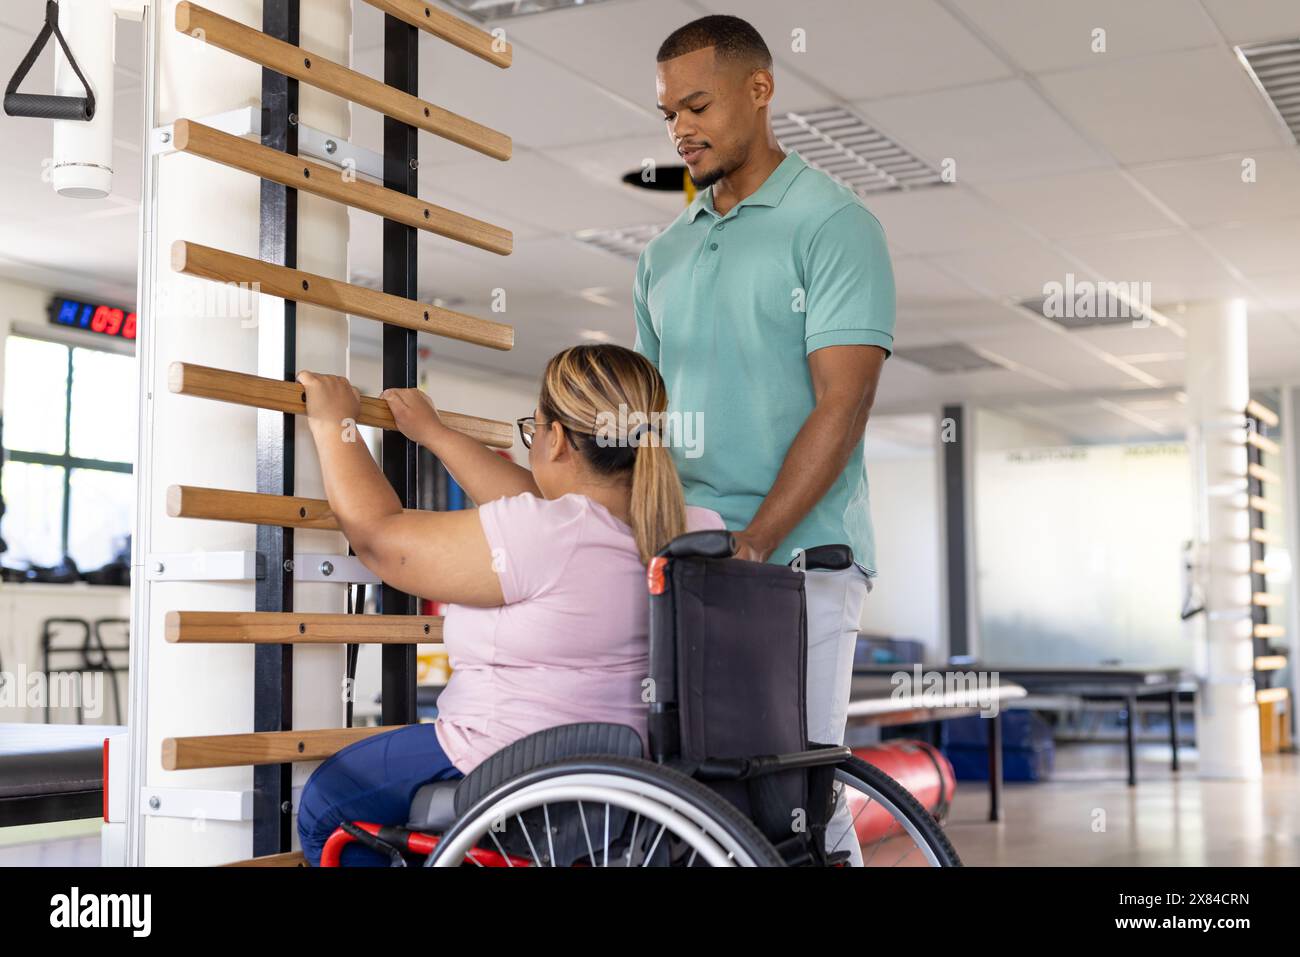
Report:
828,755,962,867
425,754,785,867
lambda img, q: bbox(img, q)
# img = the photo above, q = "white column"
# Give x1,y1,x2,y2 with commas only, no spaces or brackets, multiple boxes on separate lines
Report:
127,0,353,865
1184,299,1262,780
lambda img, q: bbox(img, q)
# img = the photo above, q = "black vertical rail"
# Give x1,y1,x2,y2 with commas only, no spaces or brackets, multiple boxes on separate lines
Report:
379,12,419,725
941,405,969,660
253,0,299,856
1245,408,1269,691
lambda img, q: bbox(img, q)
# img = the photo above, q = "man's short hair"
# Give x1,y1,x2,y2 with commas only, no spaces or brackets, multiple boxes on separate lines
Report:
657,14,772,73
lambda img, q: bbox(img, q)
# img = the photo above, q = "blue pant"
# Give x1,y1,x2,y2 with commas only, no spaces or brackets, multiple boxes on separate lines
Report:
298,723,464,866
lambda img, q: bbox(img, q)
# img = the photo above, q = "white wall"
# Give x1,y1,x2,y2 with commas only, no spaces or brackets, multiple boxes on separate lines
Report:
859,452,942,654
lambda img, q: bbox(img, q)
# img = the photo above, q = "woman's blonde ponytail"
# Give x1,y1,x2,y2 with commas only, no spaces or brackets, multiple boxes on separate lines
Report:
539,345,689,564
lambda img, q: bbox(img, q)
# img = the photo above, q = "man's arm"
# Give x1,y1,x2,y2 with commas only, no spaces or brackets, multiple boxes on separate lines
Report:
733,344,886,563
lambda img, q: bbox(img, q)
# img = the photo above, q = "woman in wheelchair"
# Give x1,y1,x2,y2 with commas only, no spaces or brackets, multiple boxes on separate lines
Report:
294,344,724,866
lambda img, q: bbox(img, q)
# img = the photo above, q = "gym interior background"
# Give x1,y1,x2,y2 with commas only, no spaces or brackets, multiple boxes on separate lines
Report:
0,0,1297,870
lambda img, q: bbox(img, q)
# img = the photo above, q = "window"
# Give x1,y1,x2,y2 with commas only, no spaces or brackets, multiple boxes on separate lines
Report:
2,335,134,572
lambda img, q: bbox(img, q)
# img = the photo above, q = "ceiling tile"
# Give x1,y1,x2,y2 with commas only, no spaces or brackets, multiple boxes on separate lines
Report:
979,169,1178,238
856,79,1110,184
1129,150,1300,227
950,0,1221,74
1200,0,1300,45
693,0,1012,100
1037,47,1289,164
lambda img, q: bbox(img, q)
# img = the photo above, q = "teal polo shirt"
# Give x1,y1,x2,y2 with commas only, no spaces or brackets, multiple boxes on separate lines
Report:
632,150,895,572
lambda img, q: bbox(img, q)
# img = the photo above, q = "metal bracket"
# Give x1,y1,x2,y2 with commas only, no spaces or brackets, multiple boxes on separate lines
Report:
140,785,303,821
146,550,263,581
144,550,377,583
151,105,383,181
294,553,380,584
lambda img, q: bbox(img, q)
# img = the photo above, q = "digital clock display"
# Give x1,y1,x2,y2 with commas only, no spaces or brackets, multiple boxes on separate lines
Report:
49,297,137,340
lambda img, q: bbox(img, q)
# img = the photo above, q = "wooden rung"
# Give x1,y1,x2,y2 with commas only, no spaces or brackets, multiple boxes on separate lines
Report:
1247,430,1280,456
169,484,339,529
1255,655,1287,672
1255,623,1286,640
1246,399,1280,428
172,119,512,256
1256,687,1288,705
1252,559,1271,576
172,241,512,351
1249,462,1281,485
166,610,443,644
162,725,403,770
1250,495,1282,515
168,361,513,448
175,4,510,161
1251,527,1281,546
362,0,512,69
222,851,307,867
1252,592,1282,607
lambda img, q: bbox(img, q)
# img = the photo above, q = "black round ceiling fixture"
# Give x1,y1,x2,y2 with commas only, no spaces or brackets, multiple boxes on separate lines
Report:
623,165,691,191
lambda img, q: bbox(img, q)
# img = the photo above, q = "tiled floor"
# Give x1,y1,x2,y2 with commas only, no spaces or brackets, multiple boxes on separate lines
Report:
944,743,1300,866
2,743,1296,866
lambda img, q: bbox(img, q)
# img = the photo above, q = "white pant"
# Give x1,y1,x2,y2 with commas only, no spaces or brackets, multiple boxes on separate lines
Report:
804,563,871,866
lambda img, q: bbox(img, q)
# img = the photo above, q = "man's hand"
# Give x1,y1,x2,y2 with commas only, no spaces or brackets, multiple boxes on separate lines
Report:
381,387,445,446
296,370,361,431
732,527,776,564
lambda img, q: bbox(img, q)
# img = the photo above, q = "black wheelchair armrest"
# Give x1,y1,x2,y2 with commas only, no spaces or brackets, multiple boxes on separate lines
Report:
790,544,854,572
657,529,736,560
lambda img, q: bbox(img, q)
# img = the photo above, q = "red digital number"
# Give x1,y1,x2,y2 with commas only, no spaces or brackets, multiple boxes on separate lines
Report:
90,305,111,333
122,312,136,339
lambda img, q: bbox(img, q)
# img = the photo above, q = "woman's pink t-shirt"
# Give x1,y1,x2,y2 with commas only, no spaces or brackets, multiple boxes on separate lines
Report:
433,492,725,773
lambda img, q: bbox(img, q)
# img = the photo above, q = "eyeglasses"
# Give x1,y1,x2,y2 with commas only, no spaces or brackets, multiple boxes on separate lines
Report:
517,416,539,449
517,415,579,450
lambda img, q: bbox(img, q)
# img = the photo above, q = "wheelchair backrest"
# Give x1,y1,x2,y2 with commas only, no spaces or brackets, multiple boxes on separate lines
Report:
647,544,811,844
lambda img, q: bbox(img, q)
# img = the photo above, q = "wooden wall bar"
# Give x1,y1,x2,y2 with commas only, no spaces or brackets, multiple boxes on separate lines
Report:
172,241,513,351
175,3,511,161
166,610,444,644
168,361,514,448
362,0,512,69
172,119,513,255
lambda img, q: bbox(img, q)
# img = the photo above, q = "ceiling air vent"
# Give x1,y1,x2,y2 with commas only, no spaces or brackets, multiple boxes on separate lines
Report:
1235,39,1300,143
1018,289,1148,330
895,344,1001,374
772,107,946,194
442,0,613,21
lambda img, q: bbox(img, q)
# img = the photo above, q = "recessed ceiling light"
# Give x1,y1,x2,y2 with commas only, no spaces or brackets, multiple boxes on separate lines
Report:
579,329,612,343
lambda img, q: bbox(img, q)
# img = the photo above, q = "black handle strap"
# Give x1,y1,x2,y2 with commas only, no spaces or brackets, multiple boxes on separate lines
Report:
4,1,96,121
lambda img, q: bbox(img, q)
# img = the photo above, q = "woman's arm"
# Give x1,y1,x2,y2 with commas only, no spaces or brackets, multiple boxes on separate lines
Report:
298,371,505,607
382,386,541,505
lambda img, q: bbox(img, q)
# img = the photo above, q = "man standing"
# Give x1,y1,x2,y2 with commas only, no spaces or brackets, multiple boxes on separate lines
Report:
634,15,895,864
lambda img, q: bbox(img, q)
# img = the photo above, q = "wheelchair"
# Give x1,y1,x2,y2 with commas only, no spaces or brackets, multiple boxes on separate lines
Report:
321,531,962,867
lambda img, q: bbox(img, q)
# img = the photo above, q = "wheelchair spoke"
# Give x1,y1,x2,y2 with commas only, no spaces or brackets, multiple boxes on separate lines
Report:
603,803,610,868
640,822,668,866
828,784,873,858
576,800,597,866
624,812,642,866
487,828,512,867
515,812,544,867
543,803,557,867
